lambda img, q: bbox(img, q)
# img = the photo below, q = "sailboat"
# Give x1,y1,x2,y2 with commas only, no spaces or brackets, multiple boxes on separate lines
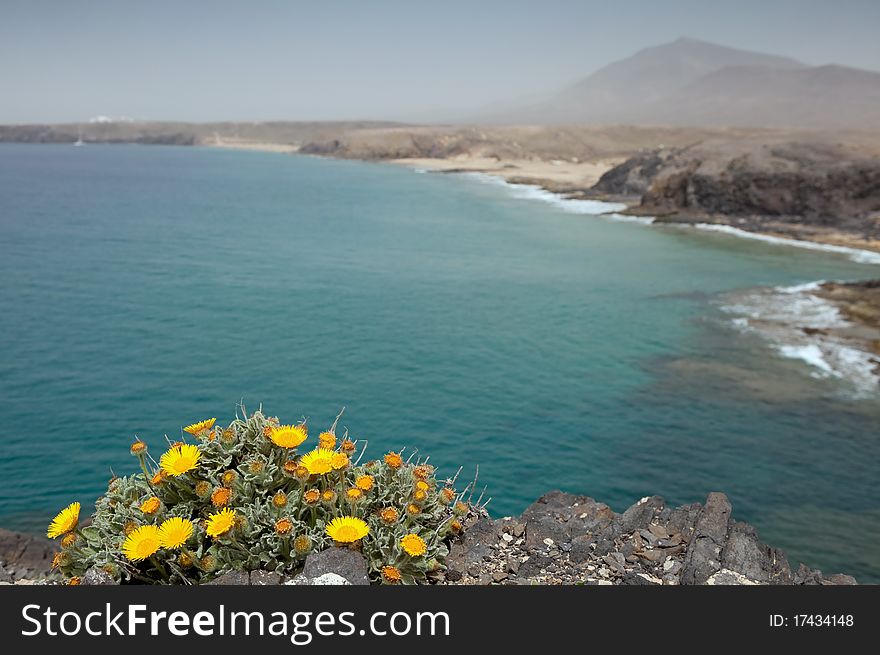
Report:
74,130,84,146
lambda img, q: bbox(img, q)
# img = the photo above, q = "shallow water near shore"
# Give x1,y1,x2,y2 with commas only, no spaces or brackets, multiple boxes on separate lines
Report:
1,144,878,581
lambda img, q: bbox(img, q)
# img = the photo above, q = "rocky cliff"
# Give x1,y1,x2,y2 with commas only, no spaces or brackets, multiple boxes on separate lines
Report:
2,491,856,585
592,139,880,247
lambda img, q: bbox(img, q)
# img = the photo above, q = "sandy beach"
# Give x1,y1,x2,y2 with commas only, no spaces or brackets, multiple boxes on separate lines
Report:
388,155,622,191
206,136,300,154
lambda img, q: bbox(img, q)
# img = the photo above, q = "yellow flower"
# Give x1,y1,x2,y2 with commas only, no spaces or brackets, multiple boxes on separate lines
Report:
268,425,308,449
211,487,232,507
321,489,337,503
356,475,374,491
130,439,147,456
273,491,288,508
450,520,462,534
206,508,236,538
413,489,427,502
195,480,212,498
275,518,293,535
51,552,69,569
122,525,161,561
407,503,421,515
440,488,456,504
293,535,312,554
150,470,166,485
248,460,265,474
318,431,336,450
159,444,201,477
379,507,399,524
220,470,238,487
140,496,161,515
300,448,335,475
47,502,80,539
331,452,349,470
283,460,299,476
415,480,429,492
303,489,321,504
184,418,216,435
381,565,402,584
384,452,403,469
158,517,193,549
67,577,81,586
326,516,370,543
60,533,77,549
453,501,468,516
413,464,434,480
340,439,356,454
346,487,363,502
400,533,427,557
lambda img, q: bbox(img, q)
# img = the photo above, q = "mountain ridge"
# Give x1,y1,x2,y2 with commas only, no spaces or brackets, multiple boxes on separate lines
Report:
486,37,879,129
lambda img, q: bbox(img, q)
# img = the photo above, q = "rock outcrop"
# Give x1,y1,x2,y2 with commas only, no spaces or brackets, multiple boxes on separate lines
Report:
442,491,856,585
591,140,880,247
0,528,57,583
0,491,859,585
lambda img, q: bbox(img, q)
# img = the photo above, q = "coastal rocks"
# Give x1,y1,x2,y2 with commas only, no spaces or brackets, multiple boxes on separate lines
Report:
82,566,116,586
0,528,57,581
442,490,854,586
445,517,499,578
302,548,370,586
592,141,880,246
680,492,731,584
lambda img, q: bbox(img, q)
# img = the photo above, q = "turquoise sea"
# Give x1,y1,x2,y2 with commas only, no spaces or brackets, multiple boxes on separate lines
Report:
0,144,878,581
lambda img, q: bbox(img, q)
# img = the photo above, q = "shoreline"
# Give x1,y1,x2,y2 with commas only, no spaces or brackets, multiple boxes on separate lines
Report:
1,491,861,585
381,154,880,262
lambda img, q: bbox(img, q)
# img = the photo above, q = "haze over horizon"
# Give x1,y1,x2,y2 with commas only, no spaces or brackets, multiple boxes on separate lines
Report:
2,0,879,124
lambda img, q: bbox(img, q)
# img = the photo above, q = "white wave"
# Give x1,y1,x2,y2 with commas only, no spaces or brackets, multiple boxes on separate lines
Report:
411,167,428,174
779,344,835,376
461,172,627,215
604,212,655,225
461,171,880,265
719,281,879,397
774,280,825,294
693,223,880,265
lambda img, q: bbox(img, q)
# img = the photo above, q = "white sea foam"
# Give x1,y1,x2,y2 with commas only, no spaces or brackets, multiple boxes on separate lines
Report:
719,281,879,397
604,212,655,225
693,223,880,265
461,172,628,215
774,280,826,294
778,344,835,376
461,171,880,265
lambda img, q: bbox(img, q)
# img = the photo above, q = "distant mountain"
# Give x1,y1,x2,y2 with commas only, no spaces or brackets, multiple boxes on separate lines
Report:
490,37,880,129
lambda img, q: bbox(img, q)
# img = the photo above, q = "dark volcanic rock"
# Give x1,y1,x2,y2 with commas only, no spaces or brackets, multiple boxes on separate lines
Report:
617,496,665,534
303,548,370,586
681,492,732,585
721,521,792,584
446,517,498,577
593,141,880,242
0,528,57,580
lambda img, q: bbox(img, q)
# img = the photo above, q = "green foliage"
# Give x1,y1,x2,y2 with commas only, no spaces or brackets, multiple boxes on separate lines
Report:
54,408,475,584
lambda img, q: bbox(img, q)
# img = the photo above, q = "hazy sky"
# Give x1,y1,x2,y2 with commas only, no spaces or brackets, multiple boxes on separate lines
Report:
2,0,878,123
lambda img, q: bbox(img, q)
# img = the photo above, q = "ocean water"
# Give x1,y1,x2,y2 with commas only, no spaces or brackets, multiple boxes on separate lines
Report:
1,144,878,581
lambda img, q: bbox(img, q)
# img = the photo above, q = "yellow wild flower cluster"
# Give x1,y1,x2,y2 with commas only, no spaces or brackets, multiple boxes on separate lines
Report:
48,408,476,584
